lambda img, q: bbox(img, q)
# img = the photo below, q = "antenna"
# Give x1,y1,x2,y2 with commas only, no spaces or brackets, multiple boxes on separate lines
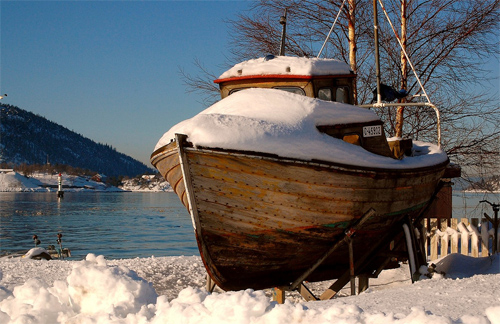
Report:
373,0,382,104
279,9,287,56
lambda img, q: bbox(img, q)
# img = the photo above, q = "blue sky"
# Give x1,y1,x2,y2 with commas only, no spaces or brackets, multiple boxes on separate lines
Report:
1,0,252,166
1,1,498,168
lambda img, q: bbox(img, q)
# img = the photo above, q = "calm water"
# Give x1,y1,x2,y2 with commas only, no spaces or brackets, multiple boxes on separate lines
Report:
452,191,499,220
0,192,198,259
1,191,498,260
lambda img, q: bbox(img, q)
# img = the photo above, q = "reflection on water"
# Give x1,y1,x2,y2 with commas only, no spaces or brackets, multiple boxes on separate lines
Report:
0,192,198,259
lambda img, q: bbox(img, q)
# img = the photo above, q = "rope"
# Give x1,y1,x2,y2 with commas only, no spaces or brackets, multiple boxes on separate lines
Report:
317,0,348,58
377,0,432,104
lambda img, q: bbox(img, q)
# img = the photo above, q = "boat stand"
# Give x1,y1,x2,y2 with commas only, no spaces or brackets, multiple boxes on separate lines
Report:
272,209,377,303
204,210,431,304
272,182,445,303
271,210,431,303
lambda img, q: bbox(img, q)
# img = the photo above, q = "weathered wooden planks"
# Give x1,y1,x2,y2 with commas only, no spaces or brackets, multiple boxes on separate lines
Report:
151,138,448,291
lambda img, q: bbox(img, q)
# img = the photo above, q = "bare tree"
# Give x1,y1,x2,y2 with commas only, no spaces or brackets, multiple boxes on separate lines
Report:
179,58,221,106
182,0,500,179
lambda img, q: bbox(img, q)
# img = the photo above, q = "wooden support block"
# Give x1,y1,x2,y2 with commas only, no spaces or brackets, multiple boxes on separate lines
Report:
272,288,285,304
358,275,369,294
297,283,318,302
320,278,348,300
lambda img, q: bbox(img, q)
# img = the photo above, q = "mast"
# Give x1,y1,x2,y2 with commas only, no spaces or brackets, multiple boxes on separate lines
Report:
396,0,408,138
373,0,382,104
279,8,287,56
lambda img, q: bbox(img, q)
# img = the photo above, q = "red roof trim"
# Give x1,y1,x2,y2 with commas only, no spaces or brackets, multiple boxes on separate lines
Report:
214,74,355,84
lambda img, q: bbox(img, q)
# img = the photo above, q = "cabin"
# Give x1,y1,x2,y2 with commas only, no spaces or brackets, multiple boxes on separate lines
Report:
214,55,356,104
214,55,397,159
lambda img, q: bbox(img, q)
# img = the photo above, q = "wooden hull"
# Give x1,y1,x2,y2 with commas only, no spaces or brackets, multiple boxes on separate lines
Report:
151,137,448,291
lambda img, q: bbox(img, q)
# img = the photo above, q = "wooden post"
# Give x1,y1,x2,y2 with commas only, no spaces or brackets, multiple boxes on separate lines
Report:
481,219,490,256
440,219,449,257
423,220,429,259
430,220,438,261
450,219,459,254
358,275,369,294
348,237,356,296
470,218,479,257
297,283,318,302
458,220,469,256
272,288,285,304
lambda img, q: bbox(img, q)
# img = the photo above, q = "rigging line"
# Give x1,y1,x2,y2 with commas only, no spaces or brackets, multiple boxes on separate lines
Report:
377,0,432,104
317,0,348,58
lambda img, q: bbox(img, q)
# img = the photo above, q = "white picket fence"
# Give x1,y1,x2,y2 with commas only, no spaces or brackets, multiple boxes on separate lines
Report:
422,218,500,261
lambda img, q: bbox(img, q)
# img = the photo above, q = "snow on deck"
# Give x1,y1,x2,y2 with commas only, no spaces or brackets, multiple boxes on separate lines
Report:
216,56,353,80
155,88,448,169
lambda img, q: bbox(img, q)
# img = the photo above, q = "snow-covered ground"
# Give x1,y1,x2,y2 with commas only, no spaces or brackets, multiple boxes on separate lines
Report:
0,171,171,192
120,174,172,192
0,252,499,324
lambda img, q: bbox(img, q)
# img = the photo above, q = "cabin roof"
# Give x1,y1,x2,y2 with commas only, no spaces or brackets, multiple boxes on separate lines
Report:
155,88,448,170
215,56,353,83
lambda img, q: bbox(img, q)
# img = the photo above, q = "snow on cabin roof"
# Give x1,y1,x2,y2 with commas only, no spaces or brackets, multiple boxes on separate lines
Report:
155,88,447,169
216,56,353,81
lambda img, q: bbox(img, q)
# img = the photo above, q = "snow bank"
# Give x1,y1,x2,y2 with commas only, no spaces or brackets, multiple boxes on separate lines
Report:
0,171,122,192
0,171,171,192
1,253,499,324
119,175,172,192
0,171,43,192
216,56,352,80
155,88,448,169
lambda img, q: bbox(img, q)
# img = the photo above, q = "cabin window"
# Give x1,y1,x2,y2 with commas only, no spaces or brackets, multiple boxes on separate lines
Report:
273,87,306,96
336,87,349,103
229,88,247,95
318,88,332,101
343,134,361,146
317,87,349,103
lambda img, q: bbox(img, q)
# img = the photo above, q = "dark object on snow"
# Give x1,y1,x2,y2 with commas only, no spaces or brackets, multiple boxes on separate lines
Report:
33,234,41,246
23,247,52,260
372,84,408,102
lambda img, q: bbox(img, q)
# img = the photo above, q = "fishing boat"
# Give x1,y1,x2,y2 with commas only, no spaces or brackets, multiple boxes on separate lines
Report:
151,5,450,297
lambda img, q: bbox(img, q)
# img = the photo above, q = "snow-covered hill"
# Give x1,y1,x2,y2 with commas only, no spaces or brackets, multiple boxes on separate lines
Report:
1,104,153,177
0,171,171,192
0,170,120,192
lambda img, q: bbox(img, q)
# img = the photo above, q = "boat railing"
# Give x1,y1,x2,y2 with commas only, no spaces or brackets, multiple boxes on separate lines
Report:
359,101,442,147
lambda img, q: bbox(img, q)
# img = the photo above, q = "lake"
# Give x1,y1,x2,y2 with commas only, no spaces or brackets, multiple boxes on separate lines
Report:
452,190,499,220
0,192,198,259
1,191,498,260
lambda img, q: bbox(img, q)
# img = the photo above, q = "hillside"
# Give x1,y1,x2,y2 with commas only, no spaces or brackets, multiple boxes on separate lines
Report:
0,170,171,192
0,104,153,177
